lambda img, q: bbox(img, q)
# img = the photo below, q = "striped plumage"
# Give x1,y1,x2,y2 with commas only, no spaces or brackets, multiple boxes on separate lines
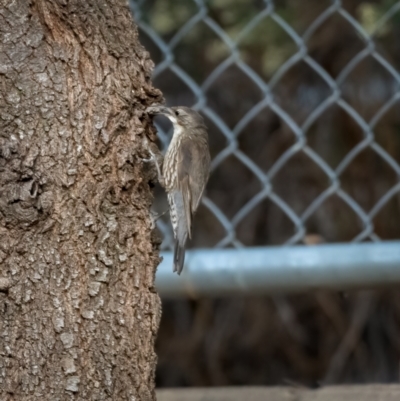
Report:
146,105,210,274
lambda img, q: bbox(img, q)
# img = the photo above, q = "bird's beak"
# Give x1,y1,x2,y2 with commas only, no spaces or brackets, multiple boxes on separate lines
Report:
146,104,173,117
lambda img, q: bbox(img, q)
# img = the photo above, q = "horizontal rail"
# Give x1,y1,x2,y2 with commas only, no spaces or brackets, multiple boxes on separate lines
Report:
155,241,400,298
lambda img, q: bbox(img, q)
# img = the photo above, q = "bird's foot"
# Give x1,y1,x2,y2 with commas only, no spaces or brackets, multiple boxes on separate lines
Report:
142,137,157,162
142,137,165,187
142,154,155,163
149,209,169,229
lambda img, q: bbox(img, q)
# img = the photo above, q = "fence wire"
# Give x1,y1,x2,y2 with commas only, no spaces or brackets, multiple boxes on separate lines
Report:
130,0,400,251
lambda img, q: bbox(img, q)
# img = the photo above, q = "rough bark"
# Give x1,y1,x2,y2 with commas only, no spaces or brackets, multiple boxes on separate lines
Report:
0,0,162,399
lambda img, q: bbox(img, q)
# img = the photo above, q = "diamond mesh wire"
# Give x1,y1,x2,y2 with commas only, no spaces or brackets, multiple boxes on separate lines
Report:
130,0,400,251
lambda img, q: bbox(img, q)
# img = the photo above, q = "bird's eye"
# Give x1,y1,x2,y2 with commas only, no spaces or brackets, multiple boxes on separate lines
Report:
175,110,180,116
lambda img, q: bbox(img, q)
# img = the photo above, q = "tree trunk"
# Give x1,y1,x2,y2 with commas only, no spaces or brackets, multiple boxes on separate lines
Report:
0,0,162,399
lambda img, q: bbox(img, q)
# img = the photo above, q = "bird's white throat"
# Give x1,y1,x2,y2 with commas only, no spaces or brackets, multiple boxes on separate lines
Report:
167,117,184,138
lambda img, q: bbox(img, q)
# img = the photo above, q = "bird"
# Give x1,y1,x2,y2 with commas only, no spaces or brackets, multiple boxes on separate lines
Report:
145,105,210,274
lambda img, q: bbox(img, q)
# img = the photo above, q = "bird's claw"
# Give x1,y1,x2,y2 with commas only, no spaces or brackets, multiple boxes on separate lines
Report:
149,209,169,229
142,153,156,163
142,137,156,162
142,136,165,187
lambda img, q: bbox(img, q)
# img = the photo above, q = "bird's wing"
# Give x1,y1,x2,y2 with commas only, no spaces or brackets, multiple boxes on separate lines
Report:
177,136,210,239
180,174,192,239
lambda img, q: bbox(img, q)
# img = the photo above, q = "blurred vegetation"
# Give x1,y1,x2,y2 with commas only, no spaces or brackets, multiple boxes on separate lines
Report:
131,0,400,388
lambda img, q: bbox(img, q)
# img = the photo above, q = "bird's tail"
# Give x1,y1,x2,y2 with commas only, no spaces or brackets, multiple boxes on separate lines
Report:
173,239,187,275
169,191,189,274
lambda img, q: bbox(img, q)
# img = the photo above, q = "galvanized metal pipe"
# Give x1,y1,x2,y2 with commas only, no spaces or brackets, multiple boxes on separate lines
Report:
155,241,400,298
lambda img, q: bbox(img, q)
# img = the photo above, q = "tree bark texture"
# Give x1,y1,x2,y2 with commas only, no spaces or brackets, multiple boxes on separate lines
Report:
0,0,162,399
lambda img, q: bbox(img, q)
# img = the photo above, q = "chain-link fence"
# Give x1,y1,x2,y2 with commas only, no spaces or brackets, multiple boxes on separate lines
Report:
130,0,400,259
129,0,400,387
